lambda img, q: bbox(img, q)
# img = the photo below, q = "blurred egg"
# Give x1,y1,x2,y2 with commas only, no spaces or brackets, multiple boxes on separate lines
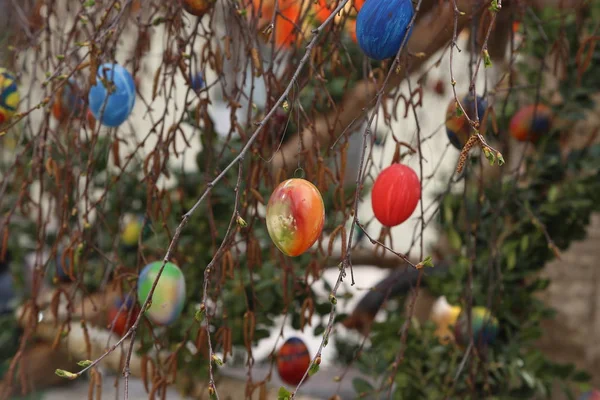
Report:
277,337,311,386
430,296,462,345
137,261,186,326
579,390,600,400
453,306,499,348
52,78,85,122
88,63,136,127
371,163,421,227
121,214,150,248
0,68,20,124
445,94,488,150
107,296,139,336
190,71,204,92
509,104,552,143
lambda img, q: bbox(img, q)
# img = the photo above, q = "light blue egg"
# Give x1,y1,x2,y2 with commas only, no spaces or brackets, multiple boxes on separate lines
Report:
356,0,414,60
88,63,136,127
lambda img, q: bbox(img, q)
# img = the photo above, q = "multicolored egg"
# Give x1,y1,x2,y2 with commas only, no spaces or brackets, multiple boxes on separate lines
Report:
107,296,139,336
266,178,325,257
430,296,462,345
453,306,499,348
51,250,75,283
445,94,488,150
137,261,186,326
88,63,136,127
277,337,311,386
579,389,600,400
0,68,20,124
371,163,421,227
356,0,414,60
509,104,552,142
121,214,151,248
182,0,214,17
190,71,204,92
52,78,85,122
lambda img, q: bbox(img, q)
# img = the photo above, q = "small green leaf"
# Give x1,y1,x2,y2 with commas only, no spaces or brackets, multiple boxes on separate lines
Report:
308,362,320,376
55,369,78,380
211,354,224,366
483,50,493,68
329,294,337,305
278,386,292,400
77,360,93,368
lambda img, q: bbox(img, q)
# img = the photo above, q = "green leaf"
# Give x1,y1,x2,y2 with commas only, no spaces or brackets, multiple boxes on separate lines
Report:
55,369,78,380
352,377,374,395
308,362,320,376
278,387,292,400
76,360,93,368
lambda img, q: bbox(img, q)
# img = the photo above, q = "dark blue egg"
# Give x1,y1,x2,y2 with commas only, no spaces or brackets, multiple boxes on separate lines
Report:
88,63,136,127
356,0,414,60
190,72,204,92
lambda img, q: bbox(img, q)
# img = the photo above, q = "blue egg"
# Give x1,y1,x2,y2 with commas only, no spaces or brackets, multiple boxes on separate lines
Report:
190,72,204,92
356,0,414,60
88,63,136,127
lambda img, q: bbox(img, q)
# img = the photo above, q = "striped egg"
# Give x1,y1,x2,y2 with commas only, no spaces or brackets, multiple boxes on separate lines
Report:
0,68,19,124
137,261,186,326
277,337,311,386
509,104,552,142
88,63,136,127
453,306,499,348
445,94,488,150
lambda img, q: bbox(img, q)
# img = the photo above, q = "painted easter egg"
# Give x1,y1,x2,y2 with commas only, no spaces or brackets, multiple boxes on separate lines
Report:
182,0,214,17
0,68,20,124
453,306,499,348
137,261,186,326
430,296,462,345
88,63,136,127
266,178,325,257
121,214,151,248
371,163,421,227
51,250,75,283
509,104,552,143
107,296,139,336
579,390,600,400
190,71,204,92
445,94,488,150
355,0,414,60
52,78,85,122
277,337,311,386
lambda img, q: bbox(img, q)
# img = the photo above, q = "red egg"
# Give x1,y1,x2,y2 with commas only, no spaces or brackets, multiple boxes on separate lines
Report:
371,164,421,227
277,337,311,386
107,297,139,337
509,104,552,143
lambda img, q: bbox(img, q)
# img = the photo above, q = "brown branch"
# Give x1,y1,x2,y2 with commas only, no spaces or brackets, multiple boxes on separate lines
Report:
270,0,481,175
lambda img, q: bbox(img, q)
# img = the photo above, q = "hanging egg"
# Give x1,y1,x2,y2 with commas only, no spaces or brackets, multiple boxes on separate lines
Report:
182,0,215,17
0,68,20,124
52,78,85,122
88,63,136,127
453,306,499,348
355,0,414,60
579,390,600,400
266,178,325,257
509,104,552,143
277,337,311,386
50,250,75,283
371,163,421,227
430,296,462,345
445,94,488,150
121,214,151,249
107,296,139,336
137,261,186,326
190,71,205,92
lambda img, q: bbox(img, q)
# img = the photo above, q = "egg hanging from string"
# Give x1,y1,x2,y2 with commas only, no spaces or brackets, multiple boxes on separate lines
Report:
355,0,414,60
277,337,311,386
371,163,421,227
137,261,186,326
0,68,20,124
88,63,136,127
453,306,499,348
266,178,325,257
509,103,552,143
